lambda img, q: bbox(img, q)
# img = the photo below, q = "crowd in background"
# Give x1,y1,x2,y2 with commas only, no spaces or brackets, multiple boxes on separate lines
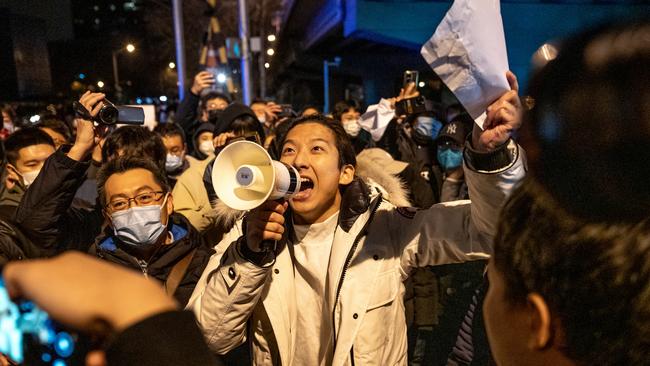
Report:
0,18,649,366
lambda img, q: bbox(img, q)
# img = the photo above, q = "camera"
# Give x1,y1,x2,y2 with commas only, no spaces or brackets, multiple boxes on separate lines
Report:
73,99,145,126
395,96,435,116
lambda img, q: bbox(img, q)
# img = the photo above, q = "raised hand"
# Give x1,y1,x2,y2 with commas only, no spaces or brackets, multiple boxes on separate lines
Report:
472,71,522,152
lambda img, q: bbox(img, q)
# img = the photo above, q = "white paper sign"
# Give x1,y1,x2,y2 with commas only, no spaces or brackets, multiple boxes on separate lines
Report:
421,0,510,129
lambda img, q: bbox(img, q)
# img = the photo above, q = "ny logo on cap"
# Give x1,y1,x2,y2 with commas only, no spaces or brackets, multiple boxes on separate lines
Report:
446,124,457,134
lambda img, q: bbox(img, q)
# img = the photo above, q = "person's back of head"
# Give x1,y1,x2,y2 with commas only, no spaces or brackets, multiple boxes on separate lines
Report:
485,19,650,366
37,118,72,149
102,126,167,171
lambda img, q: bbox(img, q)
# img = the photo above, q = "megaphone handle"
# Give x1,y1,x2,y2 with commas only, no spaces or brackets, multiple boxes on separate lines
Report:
260,240,277,252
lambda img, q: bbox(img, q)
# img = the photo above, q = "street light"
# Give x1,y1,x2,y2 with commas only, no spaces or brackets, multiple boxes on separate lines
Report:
266,48,275,56
97,81,105,88
267,34,276,42
112,44,136,100
168,62,176,69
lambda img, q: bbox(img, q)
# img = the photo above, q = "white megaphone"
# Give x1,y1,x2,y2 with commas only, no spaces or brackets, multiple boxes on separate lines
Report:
212,140,301,210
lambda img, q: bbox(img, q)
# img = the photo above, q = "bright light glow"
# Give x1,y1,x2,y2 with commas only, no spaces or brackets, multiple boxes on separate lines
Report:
217,73,227,83
159,95,168,102
97,81,105,88
264,62,270,69
418,81,425,88
78,73,86,80
266,48,275,56
126,44,135,53
136,98,143,104
267,34,276,42
30,115,41,123
168,62,176,69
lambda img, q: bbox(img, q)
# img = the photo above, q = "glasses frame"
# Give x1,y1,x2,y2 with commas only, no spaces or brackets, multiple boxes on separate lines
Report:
105,191,166,212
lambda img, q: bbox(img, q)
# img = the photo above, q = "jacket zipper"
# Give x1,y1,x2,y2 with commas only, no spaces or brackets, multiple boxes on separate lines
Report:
331,194,382,364
137,259,149,278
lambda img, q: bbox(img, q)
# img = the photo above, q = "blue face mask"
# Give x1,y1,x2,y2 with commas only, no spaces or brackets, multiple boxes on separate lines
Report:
415,116,443,140
437,148,463,171
111,195,168,247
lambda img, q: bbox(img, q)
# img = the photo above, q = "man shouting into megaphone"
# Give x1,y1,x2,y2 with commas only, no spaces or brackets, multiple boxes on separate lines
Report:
188,74,524,366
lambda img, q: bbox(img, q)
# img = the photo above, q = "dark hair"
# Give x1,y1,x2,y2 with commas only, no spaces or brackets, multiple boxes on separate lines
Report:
522,19,650,222
332,100,360,122
97,156,170,209
102,126,166,171
153,123,186,143
494,178,650,366
37,118,72,143
4,127,55,166
279,114,356,168
200,91,230,112
495,19,650,366
229,114,265,140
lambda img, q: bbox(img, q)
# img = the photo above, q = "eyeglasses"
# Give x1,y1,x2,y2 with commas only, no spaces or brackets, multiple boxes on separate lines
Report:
106,191,165,212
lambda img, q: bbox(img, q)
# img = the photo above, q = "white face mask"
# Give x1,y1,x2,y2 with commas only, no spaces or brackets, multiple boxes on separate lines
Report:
198,140,215,156
343,120,362,137
165,153,184,172
21,169,41,187
111,194,169,247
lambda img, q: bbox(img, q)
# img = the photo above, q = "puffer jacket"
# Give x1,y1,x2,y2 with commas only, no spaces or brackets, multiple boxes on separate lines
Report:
187,144,525,366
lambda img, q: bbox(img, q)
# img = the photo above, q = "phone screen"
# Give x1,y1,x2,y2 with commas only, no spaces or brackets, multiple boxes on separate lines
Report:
0,276,81,365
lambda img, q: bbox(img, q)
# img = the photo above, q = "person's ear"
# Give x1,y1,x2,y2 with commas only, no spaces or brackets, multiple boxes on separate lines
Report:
165,193,174,216
338,164,355,185
526,293,553,350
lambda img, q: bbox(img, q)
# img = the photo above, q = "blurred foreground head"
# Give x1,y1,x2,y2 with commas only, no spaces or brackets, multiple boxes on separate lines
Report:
486,19,650,366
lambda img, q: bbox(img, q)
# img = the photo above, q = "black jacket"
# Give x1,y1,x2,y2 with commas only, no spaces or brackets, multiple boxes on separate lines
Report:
107,310,224,366
92,213,213,305
13,148,214,305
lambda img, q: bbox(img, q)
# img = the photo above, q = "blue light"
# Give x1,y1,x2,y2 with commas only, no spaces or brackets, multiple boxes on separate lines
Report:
42,353,52,362
53,359,67,366
145,97,154,104
54,332,74,357
136,98,143,104
78,73,86,80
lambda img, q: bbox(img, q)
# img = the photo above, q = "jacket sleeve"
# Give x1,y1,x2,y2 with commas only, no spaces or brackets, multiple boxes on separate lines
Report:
186,223,271,354
175,90,200,131
395,145,526,276
13,149,98,255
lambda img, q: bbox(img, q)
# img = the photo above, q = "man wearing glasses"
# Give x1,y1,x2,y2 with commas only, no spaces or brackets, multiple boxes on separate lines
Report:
10,92,214,306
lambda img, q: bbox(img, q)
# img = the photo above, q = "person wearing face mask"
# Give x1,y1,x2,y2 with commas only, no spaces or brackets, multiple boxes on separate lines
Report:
0,128,56,221
191,122,216,160
436,114,473,202
8,93,215,307
333,100,374,154
154,123,197,188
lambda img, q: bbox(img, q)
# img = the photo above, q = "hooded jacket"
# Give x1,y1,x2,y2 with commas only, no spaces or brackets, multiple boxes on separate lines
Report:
187,143,525,365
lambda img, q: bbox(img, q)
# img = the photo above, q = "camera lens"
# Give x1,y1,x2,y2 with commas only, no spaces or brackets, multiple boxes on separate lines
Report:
98,105,118,125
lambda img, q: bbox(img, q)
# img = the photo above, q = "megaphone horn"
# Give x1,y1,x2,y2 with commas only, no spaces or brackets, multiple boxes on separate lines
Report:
212,140,301,210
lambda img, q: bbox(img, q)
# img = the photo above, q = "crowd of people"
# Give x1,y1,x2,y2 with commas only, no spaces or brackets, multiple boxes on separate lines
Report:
0,18,649,366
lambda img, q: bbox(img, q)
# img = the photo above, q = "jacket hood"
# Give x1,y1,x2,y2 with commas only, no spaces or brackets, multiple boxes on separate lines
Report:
192,122,216,160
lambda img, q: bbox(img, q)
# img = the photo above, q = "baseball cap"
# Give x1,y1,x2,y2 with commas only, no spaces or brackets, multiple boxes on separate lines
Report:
356,148,409,175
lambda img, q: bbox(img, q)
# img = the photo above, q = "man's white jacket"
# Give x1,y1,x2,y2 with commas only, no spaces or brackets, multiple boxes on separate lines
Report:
187,144,526,365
